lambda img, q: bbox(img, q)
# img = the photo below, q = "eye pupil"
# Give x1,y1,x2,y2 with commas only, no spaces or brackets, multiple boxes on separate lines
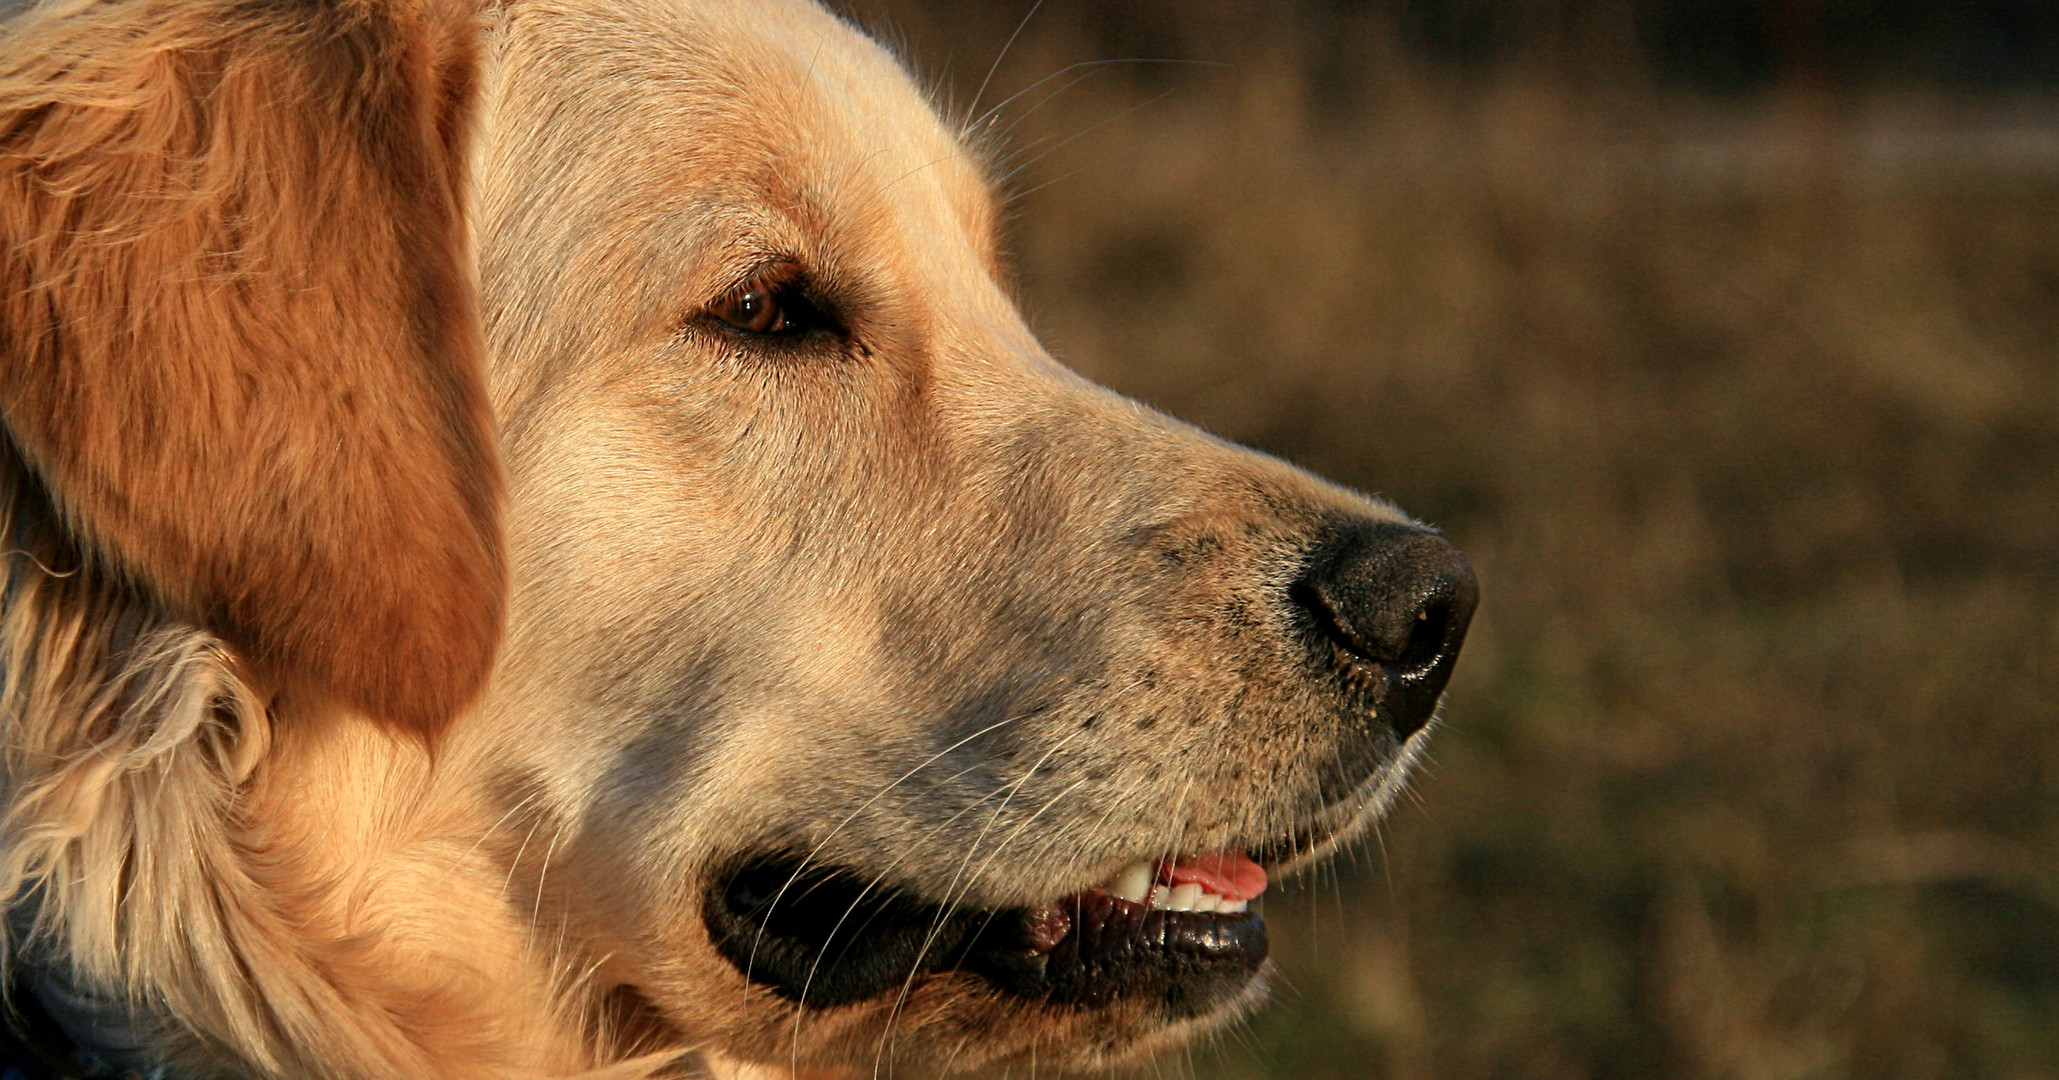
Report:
716,283,791,335
742,290,777,332
706,267,840,341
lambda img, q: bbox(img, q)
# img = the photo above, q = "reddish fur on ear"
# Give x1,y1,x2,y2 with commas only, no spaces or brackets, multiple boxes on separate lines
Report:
0,0,500,735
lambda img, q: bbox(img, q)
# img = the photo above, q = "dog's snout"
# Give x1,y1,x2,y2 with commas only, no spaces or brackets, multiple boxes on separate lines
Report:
1291,521,1479,739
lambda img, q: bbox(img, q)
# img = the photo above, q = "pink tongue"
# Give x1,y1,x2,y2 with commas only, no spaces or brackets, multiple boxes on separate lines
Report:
1159,853,1267,901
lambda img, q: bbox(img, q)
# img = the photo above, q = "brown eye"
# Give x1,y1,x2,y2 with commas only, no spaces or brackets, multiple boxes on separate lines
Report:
706,269,838,340
711,282,787,334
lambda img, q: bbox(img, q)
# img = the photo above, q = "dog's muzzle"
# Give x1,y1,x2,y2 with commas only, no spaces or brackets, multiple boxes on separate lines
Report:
701,516,1479,1022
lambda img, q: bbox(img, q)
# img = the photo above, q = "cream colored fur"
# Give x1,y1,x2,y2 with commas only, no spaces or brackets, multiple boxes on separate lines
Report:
0,0,1441,1076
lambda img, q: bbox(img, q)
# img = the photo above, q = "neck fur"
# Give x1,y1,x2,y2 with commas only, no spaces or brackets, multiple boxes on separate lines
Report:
0,463,638,1079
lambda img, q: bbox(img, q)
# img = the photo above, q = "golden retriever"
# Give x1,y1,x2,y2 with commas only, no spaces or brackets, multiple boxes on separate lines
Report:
0,0,1477,1076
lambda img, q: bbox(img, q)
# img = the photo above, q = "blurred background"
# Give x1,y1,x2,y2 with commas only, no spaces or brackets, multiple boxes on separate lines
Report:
847,2,2058,1077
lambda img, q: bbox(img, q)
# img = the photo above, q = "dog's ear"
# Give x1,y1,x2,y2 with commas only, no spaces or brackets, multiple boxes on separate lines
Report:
0,0,499,736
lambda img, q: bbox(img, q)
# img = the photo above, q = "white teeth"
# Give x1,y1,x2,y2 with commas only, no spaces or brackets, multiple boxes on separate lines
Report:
1101,859,1245,914
1107,860,1154,904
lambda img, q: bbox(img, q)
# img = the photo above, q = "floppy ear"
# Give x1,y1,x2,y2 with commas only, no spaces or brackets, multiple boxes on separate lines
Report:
0,0,499,735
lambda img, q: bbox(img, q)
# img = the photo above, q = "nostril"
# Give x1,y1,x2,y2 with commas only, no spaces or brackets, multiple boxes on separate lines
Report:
1290,579,1459,675
1287,580,1375,664
1290,519,1479,737
1397,600,1452,681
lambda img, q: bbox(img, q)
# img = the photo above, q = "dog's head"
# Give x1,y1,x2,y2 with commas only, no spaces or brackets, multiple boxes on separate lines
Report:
0,0,1473,1075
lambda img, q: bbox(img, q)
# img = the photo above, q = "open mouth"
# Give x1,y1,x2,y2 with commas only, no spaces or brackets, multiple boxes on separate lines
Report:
705,851,1270,1016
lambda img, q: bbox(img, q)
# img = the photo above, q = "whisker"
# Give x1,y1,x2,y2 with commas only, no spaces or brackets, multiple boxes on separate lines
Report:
967,58,1222,135
1372,816,1397,907
1010,778,1126,916
1005,162,1097,205
740,707,1037,1003
939,772,1095,957
883,148,973,195
532,819,567,931
966,0,1047,125
837,145,894,193
433,788,542,889
1157,773,1195,878
1329,847,1347,946
784,780,1017,1070
998,90,1177,189
501,809,549,901
872,727,1091,1078
990,66,1104,146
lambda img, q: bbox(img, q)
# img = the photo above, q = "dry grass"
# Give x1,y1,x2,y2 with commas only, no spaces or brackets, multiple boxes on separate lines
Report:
855,2,2059,1076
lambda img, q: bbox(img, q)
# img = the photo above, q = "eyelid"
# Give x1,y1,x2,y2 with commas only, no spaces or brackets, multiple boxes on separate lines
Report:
722,258,803,298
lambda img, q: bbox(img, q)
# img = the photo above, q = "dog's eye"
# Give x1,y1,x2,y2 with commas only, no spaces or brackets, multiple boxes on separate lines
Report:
712,284,785,334
707,270,836,339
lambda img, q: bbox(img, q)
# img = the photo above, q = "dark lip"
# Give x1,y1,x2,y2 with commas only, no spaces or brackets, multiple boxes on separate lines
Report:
705,855,1267,1017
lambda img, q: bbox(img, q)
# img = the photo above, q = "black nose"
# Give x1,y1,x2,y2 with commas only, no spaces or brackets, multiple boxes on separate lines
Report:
1289,520,1479,740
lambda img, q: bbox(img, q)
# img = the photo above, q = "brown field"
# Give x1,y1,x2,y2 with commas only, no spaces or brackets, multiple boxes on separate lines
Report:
856,2,2059,1077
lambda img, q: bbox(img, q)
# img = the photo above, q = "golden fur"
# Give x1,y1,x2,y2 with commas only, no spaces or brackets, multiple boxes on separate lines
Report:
0,0,502,736
0,1,1464,1077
